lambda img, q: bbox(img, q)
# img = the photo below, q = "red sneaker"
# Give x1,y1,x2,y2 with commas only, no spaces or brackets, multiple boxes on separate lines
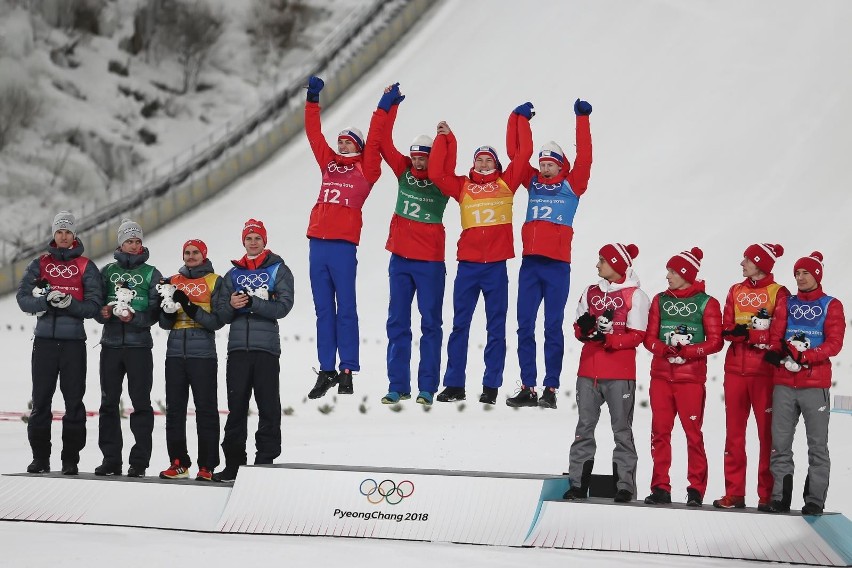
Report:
159,459,189,480
712,495,745,509
196,466,213,482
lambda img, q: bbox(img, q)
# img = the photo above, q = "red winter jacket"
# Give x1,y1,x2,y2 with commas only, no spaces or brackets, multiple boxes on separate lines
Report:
574,270,651,380
427,113,532,263
644,280,724,384
377,105,453,262
768,288,846,389
722,274,790,376
510,115,592,263
304,102,383,245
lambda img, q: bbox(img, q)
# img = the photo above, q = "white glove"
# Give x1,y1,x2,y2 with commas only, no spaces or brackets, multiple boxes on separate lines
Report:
47,290,70,307
250,286,269,301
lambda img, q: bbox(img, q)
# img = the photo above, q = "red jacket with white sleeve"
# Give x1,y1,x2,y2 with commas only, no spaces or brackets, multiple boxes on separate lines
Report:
574,269,650,380
304,102,383,245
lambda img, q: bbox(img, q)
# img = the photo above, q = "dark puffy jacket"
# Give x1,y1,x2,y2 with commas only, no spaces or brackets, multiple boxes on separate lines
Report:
217,251,294,356
96,247,163,348
159,259,225,359
16,239,102,340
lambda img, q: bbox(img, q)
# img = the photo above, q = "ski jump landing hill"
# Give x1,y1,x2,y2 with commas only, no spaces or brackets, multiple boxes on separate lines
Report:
1,464,851,566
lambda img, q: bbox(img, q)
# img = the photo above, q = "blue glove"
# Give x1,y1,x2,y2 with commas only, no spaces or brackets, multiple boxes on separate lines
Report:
513,102,535,120
306,76,324,103
574,98,592,116
378,83,403,112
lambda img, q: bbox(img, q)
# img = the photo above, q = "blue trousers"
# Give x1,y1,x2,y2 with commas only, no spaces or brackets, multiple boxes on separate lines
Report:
309,239,359,372
517,255,571,388
443,261,508,389
387,254,446,394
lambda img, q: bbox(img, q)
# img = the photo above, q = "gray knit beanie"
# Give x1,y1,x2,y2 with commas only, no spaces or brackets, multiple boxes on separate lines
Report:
117,218,143,246
52,211,76,235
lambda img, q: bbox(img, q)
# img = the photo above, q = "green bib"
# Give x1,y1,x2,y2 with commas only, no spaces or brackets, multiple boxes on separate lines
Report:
103,262,155,313
657,293,710,342
393,170,449,224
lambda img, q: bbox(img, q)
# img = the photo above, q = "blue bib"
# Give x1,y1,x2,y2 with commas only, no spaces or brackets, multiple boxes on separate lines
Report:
230,263,280,314
784,295,833,348
524,176,579,227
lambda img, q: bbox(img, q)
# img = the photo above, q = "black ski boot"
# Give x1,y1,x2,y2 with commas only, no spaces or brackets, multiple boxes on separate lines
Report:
308,370,338,399
506,386,538,407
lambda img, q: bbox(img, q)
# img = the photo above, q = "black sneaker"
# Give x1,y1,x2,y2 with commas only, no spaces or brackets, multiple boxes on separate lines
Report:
801,502,824,516
765,499,790,514
506,386,538,407
337,369,354,395
127,465,146,478
61,463,79,475
614,489,633,503
538,387,557,409
308,370,338,399
563,486,587,500
26,459,50,474
213,465,240,483
479,386,498,405
94,462,122,476
686,487,703,507
644,486,672,505
436,386,466,402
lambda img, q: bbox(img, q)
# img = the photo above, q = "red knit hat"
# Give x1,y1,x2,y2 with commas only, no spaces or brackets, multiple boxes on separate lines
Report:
667,247,703,283
794,251,824,284
242,219,267,244
599,243,639,277
743,243,784,274
183,238,208,260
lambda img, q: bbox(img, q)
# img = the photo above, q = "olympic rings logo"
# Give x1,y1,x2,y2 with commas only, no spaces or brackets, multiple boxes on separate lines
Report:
236,273,269,288
327,162,355,174
590,295,623,311
531,180,561,192
790,305,823,320
109,273,143,286
405,171,433,188
176,282,207,297
44,263,79,279
359,478,414,505
736,292,768,308
467,181,501,194
662,301,698,317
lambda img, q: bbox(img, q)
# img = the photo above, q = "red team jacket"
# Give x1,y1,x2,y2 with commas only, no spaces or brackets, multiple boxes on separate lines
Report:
768,288,846,389
722,274,790,376
427,113,532,263
511,114,593,263
304,101,383,245
376,105,454,262
644,280,724,383
573,271,650,380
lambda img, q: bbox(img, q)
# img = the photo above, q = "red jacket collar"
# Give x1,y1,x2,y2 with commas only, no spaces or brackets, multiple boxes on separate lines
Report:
795,286,824,301
666,279,706,298
744,273,776,288
233,249,270,270
468,168,501,184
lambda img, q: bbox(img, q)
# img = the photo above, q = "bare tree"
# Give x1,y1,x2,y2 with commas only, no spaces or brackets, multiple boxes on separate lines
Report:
161,0,223,94
0,85,42,152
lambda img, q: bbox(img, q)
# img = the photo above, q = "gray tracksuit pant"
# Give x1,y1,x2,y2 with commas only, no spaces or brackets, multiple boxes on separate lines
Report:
770,385,831,508
568,377,637,493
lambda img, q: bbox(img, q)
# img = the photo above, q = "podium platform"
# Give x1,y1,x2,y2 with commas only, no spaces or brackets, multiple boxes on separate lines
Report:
1,463,850,566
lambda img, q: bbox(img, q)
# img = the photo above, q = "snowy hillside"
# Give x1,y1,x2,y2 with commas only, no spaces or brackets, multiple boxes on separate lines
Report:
0,0,372,257
1,0,852,566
